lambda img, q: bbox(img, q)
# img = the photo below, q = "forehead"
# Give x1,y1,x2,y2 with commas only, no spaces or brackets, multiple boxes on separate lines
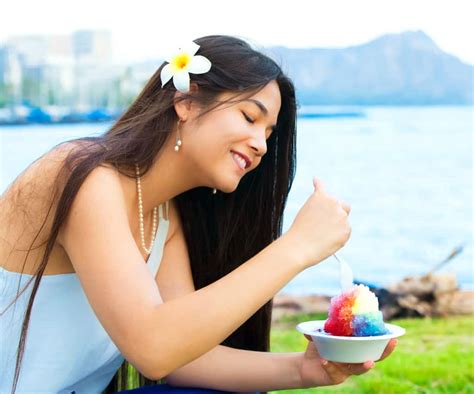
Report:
249,81,281,117
222,81,281,121
248,80,281,108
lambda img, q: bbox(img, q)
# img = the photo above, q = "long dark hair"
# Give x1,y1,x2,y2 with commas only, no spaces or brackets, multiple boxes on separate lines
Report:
2,35,297,393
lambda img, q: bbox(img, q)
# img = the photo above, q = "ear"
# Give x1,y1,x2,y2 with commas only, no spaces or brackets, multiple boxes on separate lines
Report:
173,82,199,121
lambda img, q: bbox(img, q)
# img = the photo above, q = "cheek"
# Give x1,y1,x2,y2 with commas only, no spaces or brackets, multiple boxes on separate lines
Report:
211,111,245,139
190,111,244,160
188,133,226,169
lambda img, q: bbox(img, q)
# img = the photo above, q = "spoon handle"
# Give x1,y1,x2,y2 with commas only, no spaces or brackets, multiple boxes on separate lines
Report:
334,252,354,291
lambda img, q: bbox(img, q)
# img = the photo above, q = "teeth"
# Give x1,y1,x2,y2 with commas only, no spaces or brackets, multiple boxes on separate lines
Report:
232,152,247,169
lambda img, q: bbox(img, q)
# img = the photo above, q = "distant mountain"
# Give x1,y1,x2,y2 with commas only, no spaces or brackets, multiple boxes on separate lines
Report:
265,30,473,105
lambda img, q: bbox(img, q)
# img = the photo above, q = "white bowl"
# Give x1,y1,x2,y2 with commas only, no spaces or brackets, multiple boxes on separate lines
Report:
296,320,405,363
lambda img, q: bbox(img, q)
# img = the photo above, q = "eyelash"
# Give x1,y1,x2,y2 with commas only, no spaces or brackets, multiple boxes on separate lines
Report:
242,111,276,138
242,111,255,124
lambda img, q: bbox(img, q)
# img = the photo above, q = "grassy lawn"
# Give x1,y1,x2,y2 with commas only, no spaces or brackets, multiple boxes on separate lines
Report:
270,313,474,394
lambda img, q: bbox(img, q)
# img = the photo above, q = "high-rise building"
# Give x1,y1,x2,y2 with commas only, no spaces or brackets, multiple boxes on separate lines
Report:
0,46,22,106
72,30,112,65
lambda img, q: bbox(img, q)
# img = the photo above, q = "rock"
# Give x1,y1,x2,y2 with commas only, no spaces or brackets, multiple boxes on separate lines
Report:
434,290,474,316
379,273,473,319
272,273,473,323
272,293,331,323
387,273,457,296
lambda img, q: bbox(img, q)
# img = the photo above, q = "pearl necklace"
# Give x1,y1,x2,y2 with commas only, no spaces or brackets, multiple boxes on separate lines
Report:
135,164,158,255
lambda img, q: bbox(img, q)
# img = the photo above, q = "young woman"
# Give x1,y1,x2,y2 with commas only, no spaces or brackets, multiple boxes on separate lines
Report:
0,35,396,393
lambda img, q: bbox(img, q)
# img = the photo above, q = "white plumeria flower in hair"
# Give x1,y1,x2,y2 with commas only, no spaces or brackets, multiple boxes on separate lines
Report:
160,41,212,93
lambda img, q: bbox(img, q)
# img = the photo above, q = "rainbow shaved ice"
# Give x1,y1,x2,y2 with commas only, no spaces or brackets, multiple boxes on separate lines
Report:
324,284,389,336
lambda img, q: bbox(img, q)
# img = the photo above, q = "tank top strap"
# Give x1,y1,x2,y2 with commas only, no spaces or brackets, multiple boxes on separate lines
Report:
147,202,170,276
158,204,164,219
158,200,169,220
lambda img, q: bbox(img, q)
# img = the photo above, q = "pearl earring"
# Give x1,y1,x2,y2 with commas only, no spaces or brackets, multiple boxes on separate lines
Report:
174,119,183,152
213,188,217,194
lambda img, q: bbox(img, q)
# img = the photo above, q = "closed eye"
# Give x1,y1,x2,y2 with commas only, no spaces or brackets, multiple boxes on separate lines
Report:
242,111,254,124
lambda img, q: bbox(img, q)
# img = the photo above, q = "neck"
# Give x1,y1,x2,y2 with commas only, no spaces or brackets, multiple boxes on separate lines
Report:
124,134,203,218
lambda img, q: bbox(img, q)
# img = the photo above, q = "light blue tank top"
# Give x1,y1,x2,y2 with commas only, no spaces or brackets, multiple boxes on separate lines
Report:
0,201,170,393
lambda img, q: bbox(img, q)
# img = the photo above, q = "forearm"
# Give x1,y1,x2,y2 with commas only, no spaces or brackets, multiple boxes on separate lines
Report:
149,233,305,379
164,345,303,392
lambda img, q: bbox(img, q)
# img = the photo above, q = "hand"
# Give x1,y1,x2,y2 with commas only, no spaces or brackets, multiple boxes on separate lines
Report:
297,334,398,388
286,177,352,270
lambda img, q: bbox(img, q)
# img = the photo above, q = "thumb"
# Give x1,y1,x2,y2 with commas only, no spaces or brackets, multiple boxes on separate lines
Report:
313,176,325,193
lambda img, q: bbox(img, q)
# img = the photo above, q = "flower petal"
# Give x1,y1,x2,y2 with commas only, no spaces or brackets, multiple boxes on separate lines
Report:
164,45,180,63
173,70,190,93
160,64,174,87
187,55,211,74
164,52,176,64
180,41,200,56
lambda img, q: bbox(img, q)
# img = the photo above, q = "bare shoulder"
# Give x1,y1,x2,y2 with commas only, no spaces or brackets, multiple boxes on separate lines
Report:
0,135,123,253
57,162,126,246
0,140,84,250
48,155,168,378
1,140,78,199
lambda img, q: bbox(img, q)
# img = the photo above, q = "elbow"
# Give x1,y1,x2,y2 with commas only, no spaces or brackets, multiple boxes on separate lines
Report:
129,348,171,380
139,357,169,381
143,362,189,383
139,364,167,382
137,353,176,382
131,324,188,380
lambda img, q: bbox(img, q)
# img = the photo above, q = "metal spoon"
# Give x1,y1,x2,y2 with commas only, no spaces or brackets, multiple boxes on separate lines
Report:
333,252,353,292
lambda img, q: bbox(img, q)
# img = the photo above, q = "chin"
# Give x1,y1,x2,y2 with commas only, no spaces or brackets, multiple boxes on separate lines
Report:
219,184,239,194
215,178,241,194
213,162,246,193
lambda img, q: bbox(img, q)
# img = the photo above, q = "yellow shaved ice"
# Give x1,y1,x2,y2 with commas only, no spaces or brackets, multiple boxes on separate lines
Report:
351,284,380,315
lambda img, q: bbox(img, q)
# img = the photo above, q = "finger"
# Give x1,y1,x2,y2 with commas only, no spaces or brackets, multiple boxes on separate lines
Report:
320,359,347,384
378,339,398,361
336,361,374,376
303,334,313,342
313,176,326,193
340,201,351,215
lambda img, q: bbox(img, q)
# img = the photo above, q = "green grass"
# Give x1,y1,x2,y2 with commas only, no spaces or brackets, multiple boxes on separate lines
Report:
270,313,474,394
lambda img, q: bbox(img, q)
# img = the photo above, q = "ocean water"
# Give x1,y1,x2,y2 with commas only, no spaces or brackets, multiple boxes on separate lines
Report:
1,106,473,295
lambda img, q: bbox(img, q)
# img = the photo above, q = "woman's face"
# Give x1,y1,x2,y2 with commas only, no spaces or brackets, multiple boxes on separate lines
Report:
184,80,281,193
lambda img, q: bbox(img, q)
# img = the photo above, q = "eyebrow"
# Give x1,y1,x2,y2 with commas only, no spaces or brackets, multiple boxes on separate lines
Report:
244,99,277,129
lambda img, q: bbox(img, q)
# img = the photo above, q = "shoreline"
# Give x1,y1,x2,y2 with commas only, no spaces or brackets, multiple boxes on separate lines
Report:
271,290,474,323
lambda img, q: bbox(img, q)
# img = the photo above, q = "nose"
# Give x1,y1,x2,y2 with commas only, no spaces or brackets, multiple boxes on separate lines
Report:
249,129,268,157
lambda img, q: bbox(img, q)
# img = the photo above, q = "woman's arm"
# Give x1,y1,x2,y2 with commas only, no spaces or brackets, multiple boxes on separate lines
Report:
160,200,396,391
60,168,307,380
157,210,302,391
165,345,303,392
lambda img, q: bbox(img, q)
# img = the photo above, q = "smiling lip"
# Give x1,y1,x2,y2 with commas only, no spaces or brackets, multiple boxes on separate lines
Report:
231,150,252,169
231,153,246,172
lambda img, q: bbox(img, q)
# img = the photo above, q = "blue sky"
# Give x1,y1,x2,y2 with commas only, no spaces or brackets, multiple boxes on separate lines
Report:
1,0,473,65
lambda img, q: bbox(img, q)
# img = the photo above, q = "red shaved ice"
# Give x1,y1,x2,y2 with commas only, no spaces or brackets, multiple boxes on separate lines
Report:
323,284,389,337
